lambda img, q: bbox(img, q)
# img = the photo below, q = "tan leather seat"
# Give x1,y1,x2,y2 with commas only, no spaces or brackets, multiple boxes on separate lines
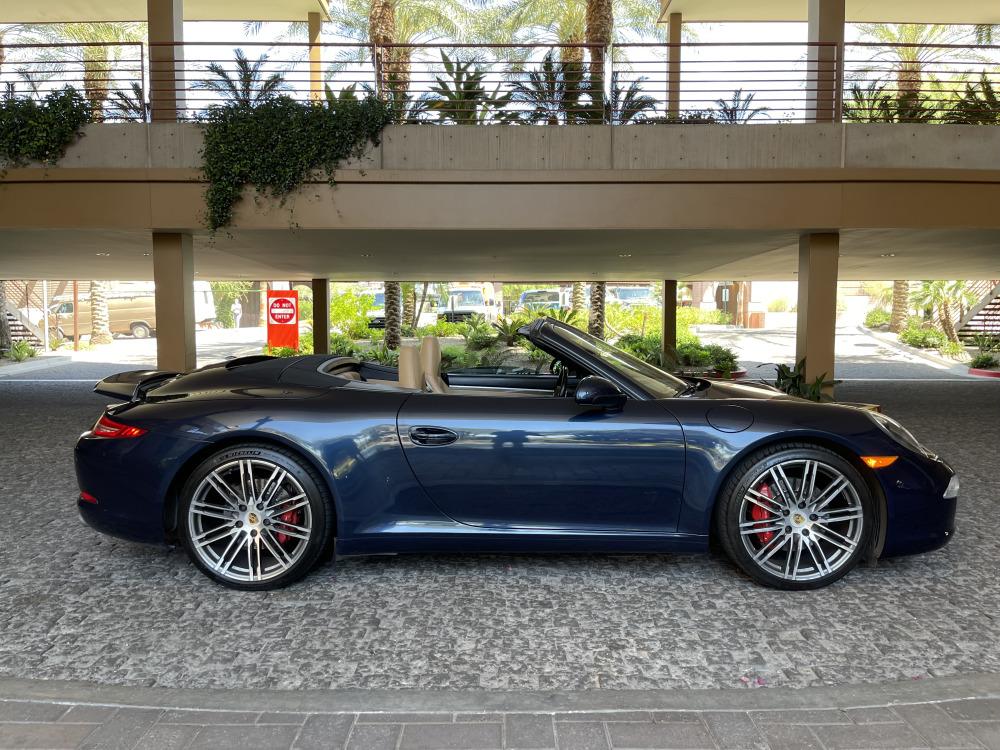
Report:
398,343,423,390
421,335,450,393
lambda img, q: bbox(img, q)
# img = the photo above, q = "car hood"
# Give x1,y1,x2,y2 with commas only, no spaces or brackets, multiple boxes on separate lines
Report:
689,378,799,401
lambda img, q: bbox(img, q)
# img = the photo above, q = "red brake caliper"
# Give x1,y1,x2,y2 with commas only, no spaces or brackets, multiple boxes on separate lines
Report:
750,483,776,546
275,508,301,545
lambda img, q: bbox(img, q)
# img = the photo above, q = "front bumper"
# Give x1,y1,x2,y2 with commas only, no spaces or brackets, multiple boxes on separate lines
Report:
880,453,957,558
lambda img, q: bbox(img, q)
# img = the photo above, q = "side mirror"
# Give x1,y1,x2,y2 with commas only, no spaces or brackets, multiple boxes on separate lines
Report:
575,376,626,412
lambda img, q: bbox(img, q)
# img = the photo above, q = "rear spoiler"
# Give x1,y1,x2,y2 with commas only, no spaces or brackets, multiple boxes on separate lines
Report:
94,370,179,402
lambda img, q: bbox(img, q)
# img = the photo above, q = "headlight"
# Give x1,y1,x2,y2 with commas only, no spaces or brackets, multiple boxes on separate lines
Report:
944,475,960,499
868,412,929,456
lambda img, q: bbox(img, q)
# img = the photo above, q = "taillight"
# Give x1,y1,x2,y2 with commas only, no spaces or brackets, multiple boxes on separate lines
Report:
79,491,98,504
92,414,147,439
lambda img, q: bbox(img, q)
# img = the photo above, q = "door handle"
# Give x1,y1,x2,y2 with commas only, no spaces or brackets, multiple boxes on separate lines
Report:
409,426,459,446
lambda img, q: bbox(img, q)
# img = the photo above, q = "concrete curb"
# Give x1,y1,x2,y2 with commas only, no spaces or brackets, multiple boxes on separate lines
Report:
1,674,998,715
0,354,72,377
862,326,973,374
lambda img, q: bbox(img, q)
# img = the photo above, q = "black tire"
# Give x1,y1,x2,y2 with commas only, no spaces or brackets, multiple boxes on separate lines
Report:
178,444,334,590
131,322,151,339
715,443,873,591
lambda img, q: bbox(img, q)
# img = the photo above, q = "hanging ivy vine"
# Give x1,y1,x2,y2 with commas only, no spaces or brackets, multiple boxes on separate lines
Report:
201,94,394,231
0,87,93,168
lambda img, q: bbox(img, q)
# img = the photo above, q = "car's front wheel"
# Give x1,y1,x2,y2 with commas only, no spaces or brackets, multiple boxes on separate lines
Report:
178,444,333,590
717,444,873,590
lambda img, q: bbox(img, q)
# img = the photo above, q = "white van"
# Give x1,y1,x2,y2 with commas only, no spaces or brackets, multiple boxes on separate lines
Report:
440,283,500,323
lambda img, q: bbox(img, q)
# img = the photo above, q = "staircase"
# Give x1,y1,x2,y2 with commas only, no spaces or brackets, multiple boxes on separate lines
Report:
2,309,42,348
958,281,1000,343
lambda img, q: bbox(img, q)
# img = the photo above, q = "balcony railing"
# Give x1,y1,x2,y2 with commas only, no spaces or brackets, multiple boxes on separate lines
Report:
2,40,1000,125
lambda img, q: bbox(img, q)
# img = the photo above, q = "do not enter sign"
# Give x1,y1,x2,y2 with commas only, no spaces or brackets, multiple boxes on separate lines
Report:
266,290,299,350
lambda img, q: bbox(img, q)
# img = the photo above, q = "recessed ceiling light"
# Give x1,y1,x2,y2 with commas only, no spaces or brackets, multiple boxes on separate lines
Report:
880,253,897,258
361,253,374,258
618,253,632,258
95,252,110,257
142,252,150,257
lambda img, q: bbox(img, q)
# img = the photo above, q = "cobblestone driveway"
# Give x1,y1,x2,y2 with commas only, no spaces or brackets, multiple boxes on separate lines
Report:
0,374,997,692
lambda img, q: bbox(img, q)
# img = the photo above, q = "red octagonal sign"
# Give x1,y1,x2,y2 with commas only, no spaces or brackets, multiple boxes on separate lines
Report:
268,297,296,325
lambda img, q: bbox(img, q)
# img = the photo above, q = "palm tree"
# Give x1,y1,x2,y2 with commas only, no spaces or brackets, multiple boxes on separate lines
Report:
854,23,980,118
911,281,976,343
192,49,289,108
889,280,910,333
585,0,612,117
606,73,656,123
90,281,113,345
571,282,586,312
17,22,145,119
383,281,402,349
713,89,768,124
422,51,510,123
589,281,606,339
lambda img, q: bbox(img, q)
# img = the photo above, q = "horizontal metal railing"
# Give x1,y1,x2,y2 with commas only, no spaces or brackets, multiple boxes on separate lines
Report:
3,40,1000,125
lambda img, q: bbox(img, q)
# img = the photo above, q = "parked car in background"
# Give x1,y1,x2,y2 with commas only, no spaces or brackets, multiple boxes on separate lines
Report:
47,282,216,340
440,283,500,323
517,288,568,312
364,286,438,330
609,285,658,308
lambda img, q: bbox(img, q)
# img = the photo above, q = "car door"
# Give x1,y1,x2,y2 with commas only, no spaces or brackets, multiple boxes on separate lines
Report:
396,393,686,532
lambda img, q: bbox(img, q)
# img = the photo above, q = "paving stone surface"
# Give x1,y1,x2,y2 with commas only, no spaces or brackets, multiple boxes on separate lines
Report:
2,700,999,749
0,376,998,692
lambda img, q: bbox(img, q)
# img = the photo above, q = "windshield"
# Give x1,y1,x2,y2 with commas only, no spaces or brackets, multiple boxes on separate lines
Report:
450,291,485,306
547,323,688,399
614,288,652,301
522,291,560,304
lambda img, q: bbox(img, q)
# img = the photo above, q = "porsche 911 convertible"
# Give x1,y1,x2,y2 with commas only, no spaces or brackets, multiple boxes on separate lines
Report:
76,317,958,591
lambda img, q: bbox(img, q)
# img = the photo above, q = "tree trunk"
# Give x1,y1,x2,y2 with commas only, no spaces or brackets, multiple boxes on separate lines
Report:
585,0,613,122
384,281,402,349
571,282,586,312
589,282,607,339
0,281,11,352
560,36,585,120
889,280,909,333
402,283,415,328
414,282,430,325
939,302,959,343
90,281,113,344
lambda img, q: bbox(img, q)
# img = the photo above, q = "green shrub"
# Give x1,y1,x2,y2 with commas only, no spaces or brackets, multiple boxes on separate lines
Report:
617,333,663,365
677,341,712,368
899,322,947,349
938,341,965,358
462,317,498,351
201,94,393,230
0,87,93,167
864,308,891,328
704,344,740,375
360,343,399,366
264,345,298,358
494,316,527,346
416,320,466,338
8,341,37,362
330,289,376,339
767,298,789,313
971,353,1000,369
973,334,1000,354
329,334,358,357
209,281,253,328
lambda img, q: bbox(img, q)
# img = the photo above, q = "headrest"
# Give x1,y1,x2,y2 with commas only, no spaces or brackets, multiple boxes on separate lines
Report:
398,344,422,390
421,335,441,372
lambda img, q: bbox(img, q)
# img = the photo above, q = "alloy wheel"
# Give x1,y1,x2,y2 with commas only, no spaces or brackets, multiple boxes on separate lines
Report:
738,458,864,583
186,458,313,584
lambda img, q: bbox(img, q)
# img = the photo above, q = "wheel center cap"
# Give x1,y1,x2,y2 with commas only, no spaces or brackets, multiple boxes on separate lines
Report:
792,513,806,525
247,512,259,525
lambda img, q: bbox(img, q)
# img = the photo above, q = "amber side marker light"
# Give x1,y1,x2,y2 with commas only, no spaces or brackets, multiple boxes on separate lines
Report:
862,456,898,469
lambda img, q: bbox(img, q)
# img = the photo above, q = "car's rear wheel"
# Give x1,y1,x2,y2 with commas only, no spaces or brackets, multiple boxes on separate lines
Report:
717,444,873,590
130,322,151,339
178,444,333,590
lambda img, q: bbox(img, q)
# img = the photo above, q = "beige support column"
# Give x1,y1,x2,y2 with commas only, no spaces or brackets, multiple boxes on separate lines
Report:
312,278,330,354
153,232,195,371
147,0,185,122
308,11,323,101
667,12,682,118
806,0,845,123
796,233,839,392
661,280,678,366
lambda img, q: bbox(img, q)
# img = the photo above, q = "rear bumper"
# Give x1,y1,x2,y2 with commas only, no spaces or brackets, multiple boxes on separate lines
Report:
75,429,206,545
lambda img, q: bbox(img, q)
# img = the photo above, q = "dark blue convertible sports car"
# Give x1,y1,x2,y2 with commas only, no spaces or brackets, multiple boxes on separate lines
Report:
76,317,958,591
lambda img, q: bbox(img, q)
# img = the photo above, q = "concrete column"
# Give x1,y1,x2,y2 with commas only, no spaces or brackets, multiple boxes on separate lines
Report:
312,278,330,354
308,11,323,101
806,0,845,123
147,0,185,122
661,280,678,366
667,12,682,118
796,233,839,391
153,232,195,371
